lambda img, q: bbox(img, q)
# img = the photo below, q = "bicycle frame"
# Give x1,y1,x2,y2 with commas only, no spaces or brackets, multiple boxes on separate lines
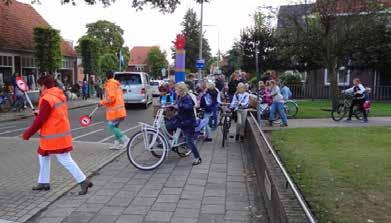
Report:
137,108,185,151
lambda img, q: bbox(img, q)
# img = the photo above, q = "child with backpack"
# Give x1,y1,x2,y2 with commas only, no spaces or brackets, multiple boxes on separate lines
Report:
200,82,219,142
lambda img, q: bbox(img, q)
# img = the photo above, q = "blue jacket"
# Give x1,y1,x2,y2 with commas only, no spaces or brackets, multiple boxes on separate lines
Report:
176,94,196,134
280,86,292,100
200,89,218,113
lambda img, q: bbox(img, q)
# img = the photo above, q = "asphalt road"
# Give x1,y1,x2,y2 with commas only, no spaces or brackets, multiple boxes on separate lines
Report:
0,102,154,144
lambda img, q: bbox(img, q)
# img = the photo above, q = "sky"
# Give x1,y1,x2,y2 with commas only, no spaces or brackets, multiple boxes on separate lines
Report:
19,0,295,62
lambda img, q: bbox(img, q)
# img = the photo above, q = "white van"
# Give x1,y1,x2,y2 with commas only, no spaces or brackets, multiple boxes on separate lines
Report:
114,72,153,109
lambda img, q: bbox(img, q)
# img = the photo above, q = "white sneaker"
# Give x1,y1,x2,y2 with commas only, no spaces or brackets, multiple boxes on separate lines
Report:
121,135,130,148
109,140,121,150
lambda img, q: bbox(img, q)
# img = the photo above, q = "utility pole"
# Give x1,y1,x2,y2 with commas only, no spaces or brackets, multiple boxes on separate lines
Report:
198,0,204,80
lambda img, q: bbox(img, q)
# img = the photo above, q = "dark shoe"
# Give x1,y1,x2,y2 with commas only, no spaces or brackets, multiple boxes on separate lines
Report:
280,123,288,127
32,183,50,191
268,121,273,126
235,135,239,141
192,158,202,166
361,119,368,123
204,138,213,142
79,179,93,195
240,136,244,142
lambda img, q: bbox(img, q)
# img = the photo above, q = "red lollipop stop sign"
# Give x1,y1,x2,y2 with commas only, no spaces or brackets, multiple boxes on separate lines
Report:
79,115,92,127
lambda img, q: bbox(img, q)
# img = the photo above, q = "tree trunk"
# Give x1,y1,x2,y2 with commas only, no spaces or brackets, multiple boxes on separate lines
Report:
328,63,339,110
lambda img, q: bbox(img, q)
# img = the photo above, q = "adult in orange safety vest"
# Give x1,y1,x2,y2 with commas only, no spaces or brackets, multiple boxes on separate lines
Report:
22,74,92,195
99,70,129,149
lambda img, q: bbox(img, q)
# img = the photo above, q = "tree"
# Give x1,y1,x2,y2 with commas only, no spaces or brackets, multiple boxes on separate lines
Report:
99,53,119,76
85,20,124,55
173,9,212,73
33,27,62,73
76,20,130,73
278,0,387,108
237,11,281,74
78,36,101,76
147,47,168,79
3,0,211,13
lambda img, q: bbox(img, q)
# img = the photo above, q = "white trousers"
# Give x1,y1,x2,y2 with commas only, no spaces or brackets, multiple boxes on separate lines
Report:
38,153,86,184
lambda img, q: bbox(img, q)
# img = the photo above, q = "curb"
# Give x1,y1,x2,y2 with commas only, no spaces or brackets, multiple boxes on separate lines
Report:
0,102,98,123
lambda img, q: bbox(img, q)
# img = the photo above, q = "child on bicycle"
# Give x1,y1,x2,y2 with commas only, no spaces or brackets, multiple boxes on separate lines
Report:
342,78,368,123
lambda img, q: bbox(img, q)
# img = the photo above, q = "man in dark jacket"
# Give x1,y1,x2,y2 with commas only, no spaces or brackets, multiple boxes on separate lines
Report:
215,75,225,91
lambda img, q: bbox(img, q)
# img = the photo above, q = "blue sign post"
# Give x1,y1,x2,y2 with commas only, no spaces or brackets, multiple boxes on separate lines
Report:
196,59,205,69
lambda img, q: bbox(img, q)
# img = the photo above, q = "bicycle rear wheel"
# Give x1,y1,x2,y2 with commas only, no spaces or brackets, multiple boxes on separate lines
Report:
284,101,298,118
0,98,12,112
331,104,346,121
127,129,168,171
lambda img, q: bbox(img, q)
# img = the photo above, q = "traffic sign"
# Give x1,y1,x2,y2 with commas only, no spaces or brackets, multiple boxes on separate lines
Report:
196,59,205,69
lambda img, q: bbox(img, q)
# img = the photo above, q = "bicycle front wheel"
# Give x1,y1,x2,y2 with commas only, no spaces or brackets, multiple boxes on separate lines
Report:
284,101,298,118
127,129,168,171
331,104,346,121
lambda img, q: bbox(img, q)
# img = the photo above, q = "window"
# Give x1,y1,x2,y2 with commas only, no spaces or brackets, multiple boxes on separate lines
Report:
115,73,142,85
21,57,37,68
0,56,13,67
324,68,350,86
62,58,74,69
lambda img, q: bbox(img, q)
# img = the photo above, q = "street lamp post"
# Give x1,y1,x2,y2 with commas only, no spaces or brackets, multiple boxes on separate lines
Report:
204,24,220,74
198,0,204,80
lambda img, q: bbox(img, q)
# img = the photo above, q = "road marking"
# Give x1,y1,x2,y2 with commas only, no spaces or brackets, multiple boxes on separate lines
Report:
0,125,16,130
0,127,27,135
0,121,104,136
73,129,104,140
71,121,104,132
98,125,140,143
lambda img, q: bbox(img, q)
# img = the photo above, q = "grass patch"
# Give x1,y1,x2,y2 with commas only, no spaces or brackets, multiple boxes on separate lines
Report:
295,100,391,119
272,127,391,222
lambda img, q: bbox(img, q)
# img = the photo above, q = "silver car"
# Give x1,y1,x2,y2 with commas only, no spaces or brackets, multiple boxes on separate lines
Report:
151,80,163,97
114,72,153,109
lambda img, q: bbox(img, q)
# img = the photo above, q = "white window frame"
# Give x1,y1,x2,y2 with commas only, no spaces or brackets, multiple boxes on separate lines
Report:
21,56,37,69
324,68,350,86
0,55,13,68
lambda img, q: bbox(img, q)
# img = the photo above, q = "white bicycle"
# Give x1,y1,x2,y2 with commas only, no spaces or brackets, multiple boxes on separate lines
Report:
126,107,208,171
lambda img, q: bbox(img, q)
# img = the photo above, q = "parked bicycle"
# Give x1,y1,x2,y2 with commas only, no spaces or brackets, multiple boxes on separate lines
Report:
331,93,367,121
126,107,208,171
257,100,282,126
0,92,12,112
219,103,232,148
284,100,299,118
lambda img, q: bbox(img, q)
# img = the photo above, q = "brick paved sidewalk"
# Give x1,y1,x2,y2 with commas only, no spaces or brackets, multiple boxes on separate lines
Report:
0,138,124,223
0,99,99,123
28,130,269,223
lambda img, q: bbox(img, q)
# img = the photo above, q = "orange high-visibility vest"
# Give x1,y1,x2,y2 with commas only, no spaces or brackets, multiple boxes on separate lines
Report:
39,87,72,151
100,78,126,121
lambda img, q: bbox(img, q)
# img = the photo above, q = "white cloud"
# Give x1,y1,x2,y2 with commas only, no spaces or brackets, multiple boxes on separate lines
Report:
19,0,293,63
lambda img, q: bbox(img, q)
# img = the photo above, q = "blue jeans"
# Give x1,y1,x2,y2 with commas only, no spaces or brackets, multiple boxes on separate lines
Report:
212,106,218,128
184,134,200,159
269,102,288,125
203,112,213,138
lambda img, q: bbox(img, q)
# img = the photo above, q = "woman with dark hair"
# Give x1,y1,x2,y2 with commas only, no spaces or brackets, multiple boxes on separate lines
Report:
22,74,92,195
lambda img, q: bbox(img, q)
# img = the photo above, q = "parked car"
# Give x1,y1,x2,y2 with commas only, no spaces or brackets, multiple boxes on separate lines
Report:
114,72,153,109
151,80,163,97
